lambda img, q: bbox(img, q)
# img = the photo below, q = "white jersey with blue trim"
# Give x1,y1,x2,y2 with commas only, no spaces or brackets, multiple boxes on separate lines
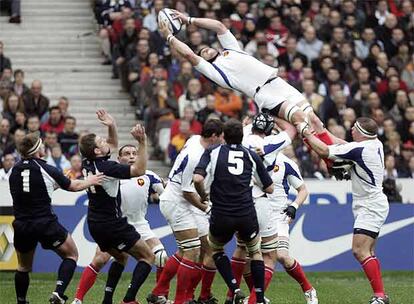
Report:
120,170,164,224
194,30,277,98
328,139,387,201
267,153,304,208
161,135,207,205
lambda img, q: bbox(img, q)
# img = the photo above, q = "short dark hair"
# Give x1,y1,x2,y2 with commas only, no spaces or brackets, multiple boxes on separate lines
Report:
79,133,97,160
65,116,76,123
14,69,24,78
223,119,243,145
118,144,137,156
201,119,223,138
49,106,61,113
17,132,40,158
27,114,39,121
356,117,378,136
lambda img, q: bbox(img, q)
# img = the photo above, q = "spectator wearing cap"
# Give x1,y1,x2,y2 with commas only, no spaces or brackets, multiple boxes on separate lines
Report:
23,80,50,119
0,153,15,181
10,69,29,97
40,106,65,134
0,41,11,74
297,26,323,62
277,36,307,71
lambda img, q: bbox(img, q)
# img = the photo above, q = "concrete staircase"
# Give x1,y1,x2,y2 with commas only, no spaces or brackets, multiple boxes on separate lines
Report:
0,0,170,176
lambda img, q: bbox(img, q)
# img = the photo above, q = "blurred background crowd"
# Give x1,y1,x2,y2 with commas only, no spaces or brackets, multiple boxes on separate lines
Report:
0,0,413,200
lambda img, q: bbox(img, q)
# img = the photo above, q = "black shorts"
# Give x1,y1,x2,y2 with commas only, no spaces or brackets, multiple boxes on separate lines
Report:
209,211,259,245
88,217,140,252
13,216,68,253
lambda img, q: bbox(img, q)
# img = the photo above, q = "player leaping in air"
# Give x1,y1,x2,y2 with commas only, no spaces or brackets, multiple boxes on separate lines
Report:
158,12,319,138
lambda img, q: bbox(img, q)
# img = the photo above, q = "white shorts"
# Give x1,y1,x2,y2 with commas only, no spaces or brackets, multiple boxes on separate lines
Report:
131,220,156,241
255,197,290,238
254,77,305,112
353,198,389,233
159,199,209,237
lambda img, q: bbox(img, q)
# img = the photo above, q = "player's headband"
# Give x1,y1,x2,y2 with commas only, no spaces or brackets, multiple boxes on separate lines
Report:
27,138,43,156
354,121,377,138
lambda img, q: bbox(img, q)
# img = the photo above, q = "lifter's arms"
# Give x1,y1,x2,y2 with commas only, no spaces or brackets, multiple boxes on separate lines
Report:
302,129,329,158
97,109,118,152
68,173,105,191
183,191,209,212
172,10,227,35
275,117,297,140
129,124,147,177
159,20,201,66
193,174,209,203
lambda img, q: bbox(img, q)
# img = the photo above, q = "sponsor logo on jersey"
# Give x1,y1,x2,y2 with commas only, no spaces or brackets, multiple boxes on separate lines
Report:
137,178,145,186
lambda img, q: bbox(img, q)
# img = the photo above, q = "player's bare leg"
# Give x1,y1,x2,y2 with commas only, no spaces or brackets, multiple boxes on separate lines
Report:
352,234,388,304
15,249,35,304
196,235,218,303
49,235,78,304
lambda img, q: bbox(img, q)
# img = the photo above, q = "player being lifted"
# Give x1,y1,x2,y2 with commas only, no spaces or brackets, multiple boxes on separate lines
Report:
9,131,104,304
72,144,166,304
158,12,319,137
147,119,224,304
193,119,274,304
303,117,390,304
79,110,155,304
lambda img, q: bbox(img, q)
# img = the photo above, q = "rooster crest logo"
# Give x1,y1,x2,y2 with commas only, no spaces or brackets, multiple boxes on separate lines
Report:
137,178,145,186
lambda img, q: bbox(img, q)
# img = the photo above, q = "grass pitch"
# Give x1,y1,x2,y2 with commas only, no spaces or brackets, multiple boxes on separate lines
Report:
0,271,413,304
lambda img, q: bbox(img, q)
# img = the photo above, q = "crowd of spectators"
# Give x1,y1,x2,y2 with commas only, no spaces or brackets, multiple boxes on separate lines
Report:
0,42,81,180
92,0,414,181
0,0,413,190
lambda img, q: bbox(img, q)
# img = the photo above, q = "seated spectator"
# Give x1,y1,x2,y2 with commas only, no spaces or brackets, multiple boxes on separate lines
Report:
401,54,414,91
43,131,58,158
168,120,192,162
382,177,403,203
322,90,348,125
57,96,70,118
297,26,323,62
0,153,15,181
265,15,289,54
40,106,65,134
58,116,79,158
23,80,50,119
3,128,26,162
384,154,402,179
143,0,163,31
391,43,411,73
64,154,83,180
178,78,206,118
287,56,305,90
372,52,389,81
12,111,26,134
0,68,13,100
46,144,71,173
10,69,29,97
380,75,404,111
377,67,408,97
27,115,41,134
318,67,350,97
140,53,161,84
354,28,381,59
2,93,24,130
114,17,139,80
244,31,279,58
302,79,324,114
390,90,410,124
0,41,12,74
172,61,195,99
170,105,202,140
0,118,13,155
342,108,356,141
214,87,243,119
197,94,222,124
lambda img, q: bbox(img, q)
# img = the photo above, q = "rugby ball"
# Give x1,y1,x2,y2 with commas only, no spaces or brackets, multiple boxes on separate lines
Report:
158,8,182,35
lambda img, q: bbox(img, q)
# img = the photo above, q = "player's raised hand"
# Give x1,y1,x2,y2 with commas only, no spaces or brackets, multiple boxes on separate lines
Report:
171,9,189,24
130,124,147,144
159,20,172,39
96,109,115,127
87,172,105,186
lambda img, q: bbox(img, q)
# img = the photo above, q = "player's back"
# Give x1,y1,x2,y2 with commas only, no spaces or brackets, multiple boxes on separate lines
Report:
82,156,131,222
9,158,70,220
201,144,267,216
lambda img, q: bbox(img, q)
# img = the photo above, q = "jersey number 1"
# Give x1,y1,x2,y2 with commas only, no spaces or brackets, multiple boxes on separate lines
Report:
228,151,244,175
21,169,30,192
82,169,96,193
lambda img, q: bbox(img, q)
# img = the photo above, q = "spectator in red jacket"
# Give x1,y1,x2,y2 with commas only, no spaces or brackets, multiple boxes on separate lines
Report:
170,105,202,139
40,106,65,134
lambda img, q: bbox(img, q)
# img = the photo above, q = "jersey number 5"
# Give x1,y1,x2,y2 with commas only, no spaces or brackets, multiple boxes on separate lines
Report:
228,151,244,175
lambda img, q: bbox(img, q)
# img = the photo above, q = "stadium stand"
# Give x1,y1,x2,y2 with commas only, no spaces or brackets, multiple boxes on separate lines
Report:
0,0,413,191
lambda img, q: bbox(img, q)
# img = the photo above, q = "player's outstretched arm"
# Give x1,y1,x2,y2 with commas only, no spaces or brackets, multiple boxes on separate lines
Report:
130,124,147,177
159,20,201,66
173,10,227,35
302,129,329,158
97,109,118,152
275,117,297,140
69,173,105,191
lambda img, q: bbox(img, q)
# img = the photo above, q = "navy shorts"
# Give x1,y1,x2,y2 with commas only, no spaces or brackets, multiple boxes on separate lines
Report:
88,217,141,252
209,211,259,245
13,216,68,253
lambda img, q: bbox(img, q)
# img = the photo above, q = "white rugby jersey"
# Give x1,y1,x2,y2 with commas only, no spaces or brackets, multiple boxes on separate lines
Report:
120,170,164,224
328,139,387,201
161,135,208,204
267,153,304,207
194,30,277,98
